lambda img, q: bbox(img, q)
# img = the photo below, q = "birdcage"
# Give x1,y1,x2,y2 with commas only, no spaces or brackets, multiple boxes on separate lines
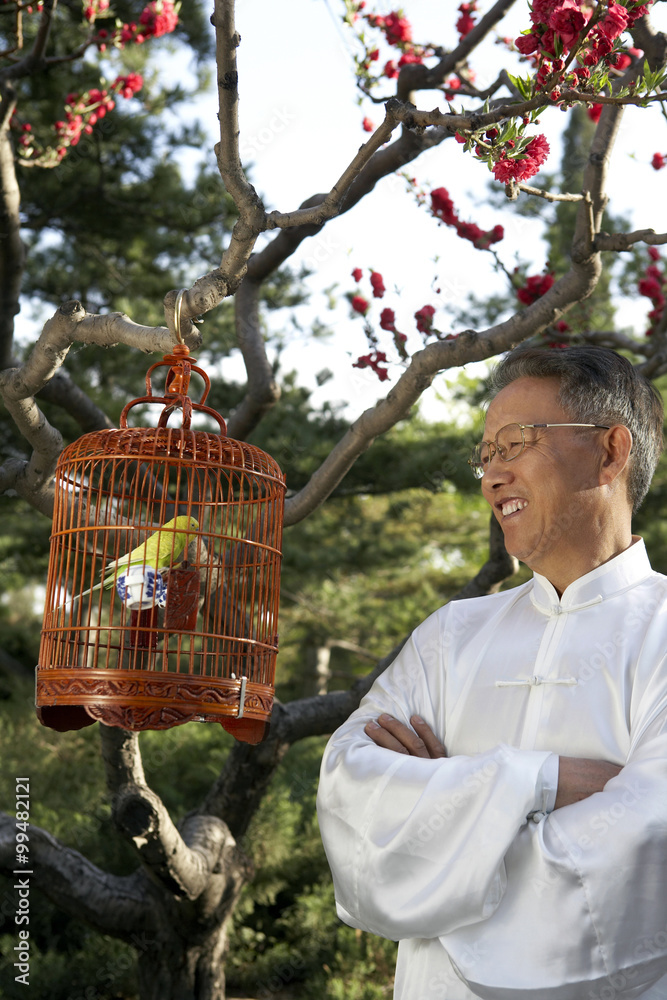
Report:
36,329,286,744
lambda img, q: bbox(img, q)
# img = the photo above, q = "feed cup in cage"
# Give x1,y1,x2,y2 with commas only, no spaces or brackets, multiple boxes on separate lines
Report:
116,566,168,611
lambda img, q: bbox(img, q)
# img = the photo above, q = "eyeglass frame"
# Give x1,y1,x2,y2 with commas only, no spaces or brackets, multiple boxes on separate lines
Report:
468,422,611,480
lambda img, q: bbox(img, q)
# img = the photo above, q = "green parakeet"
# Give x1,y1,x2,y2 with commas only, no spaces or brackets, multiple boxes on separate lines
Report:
68,515,199,603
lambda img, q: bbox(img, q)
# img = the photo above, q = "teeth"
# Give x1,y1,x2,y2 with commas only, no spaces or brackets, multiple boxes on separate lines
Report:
501,499,528,517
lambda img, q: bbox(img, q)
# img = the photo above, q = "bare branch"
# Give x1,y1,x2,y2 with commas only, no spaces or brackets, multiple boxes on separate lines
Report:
266,103,401,230
210,0,267,297
212,0,260,213
226,276,281,439
517,183,584,203
594,229,667,252
0,95,23,370
37,370,114,433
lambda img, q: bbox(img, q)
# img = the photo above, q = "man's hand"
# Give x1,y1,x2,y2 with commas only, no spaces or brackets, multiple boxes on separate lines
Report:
364,714,447,759
554,756,622,809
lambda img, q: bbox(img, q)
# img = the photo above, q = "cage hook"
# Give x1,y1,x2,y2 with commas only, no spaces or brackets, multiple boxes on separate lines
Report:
173,289,187,346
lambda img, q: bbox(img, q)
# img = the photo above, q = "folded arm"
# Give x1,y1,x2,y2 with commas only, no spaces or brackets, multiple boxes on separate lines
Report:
365,713,622,808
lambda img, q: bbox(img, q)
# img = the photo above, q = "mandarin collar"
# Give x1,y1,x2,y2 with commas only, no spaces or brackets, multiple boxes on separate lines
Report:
530,537,654,614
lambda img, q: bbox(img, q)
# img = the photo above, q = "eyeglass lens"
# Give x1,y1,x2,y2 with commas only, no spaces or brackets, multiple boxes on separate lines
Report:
470,423,527,478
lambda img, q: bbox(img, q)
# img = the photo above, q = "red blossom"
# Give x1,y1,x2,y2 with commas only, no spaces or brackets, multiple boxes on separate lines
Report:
382,11,412,45
112,73,144,99
430,187,456,225
415,304,435,333
351,295,370,315
652,152,665,171
352,267,363,282
353,350,389,381
384,60,399,79
380,308,396,331
639,276,663,300
549,1,586,48
430,186,504,250
139,0,179,38
456,1,477,38
370,271,386,298
397,52,423,67
648,247,661,261
515,33,540,54
599,2,630,42
492,134,550,184
517,272,555,305
610,51,632,70
362,117,375,133
587,103,603,123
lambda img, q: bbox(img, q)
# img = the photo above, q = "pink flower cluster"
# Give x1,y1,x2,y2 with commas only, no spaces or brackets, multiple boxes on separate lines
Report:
94,0,179,49
415,304,435,334
516,272,555,305
16,73,144,163
360,7,431,78
456,2,477,39
430,186,504,249
353,350,390,381
366,10,412,45
515,0,650,94
638,248,665,336
492,134,550,184
84,0,109,21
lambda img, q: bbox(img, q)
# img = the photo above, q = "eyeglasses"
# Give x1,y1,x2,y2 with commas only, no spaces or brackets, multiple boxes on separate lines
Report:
468,422,610,479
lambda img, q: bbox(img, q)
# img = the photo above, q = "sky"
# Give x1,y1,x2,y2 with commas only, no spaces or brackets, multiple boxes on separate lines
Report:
187,0,667,425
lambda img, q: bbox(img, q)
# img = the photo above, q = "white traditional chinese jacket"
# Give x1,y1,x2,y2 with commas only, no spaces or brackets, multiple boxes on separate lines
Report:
317,539,667,1000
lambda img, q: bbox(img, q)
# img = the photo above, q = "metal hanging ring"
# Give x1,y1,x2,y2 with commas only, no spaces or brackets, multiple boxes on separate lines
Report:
173,289,186,346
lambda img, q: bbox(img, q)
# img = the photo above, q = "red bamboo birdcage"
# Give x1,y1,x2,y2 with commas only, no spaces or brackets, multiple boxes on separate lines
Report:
36,318,286,745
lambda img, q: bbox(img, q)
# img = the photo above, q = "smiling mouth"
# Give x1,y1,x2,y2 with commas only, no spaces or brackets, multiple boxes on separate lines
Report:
499,498,528,517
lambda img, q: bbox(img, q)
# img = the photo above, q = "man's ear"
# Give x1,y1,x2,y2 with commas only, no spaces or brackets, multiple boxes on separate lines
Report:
599,424,633,486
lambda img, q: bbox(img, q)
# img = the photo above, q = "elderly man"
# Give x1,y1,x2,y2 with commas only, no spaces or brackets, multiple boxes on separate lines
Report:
316,346,667,1000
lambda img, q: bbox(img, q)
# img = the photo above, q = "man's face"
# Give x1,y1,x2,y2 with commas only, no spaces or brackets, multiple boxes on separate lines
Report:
480,376,607,583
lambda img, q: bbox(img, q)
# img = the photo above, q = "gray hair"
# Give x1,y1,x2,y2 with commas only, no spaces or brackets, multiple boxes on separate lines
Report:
488,346,664,514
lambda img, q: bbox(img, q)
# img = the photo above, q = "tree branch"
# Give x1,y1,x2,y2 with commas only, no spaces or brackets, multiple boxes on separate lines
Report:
265,102,402,230
0,811,151,940
226,276,281,439
99,725,239,901
0,89,23,370
594,229,667,252
517,183,584,202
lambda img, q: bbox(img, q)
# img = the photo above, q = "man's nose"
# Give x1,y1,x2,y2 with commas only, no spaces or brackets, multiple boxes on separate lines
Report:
482,448,514,489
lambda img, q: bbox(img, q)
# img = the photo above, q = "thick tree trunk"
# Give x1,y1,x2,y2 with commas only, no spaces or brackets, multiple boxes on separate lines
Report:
135,900,238,1000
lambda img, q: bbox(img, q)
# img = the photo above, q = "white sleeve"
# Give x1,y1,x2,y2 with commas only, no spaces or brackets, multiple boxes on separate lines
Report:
316,614,556,942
